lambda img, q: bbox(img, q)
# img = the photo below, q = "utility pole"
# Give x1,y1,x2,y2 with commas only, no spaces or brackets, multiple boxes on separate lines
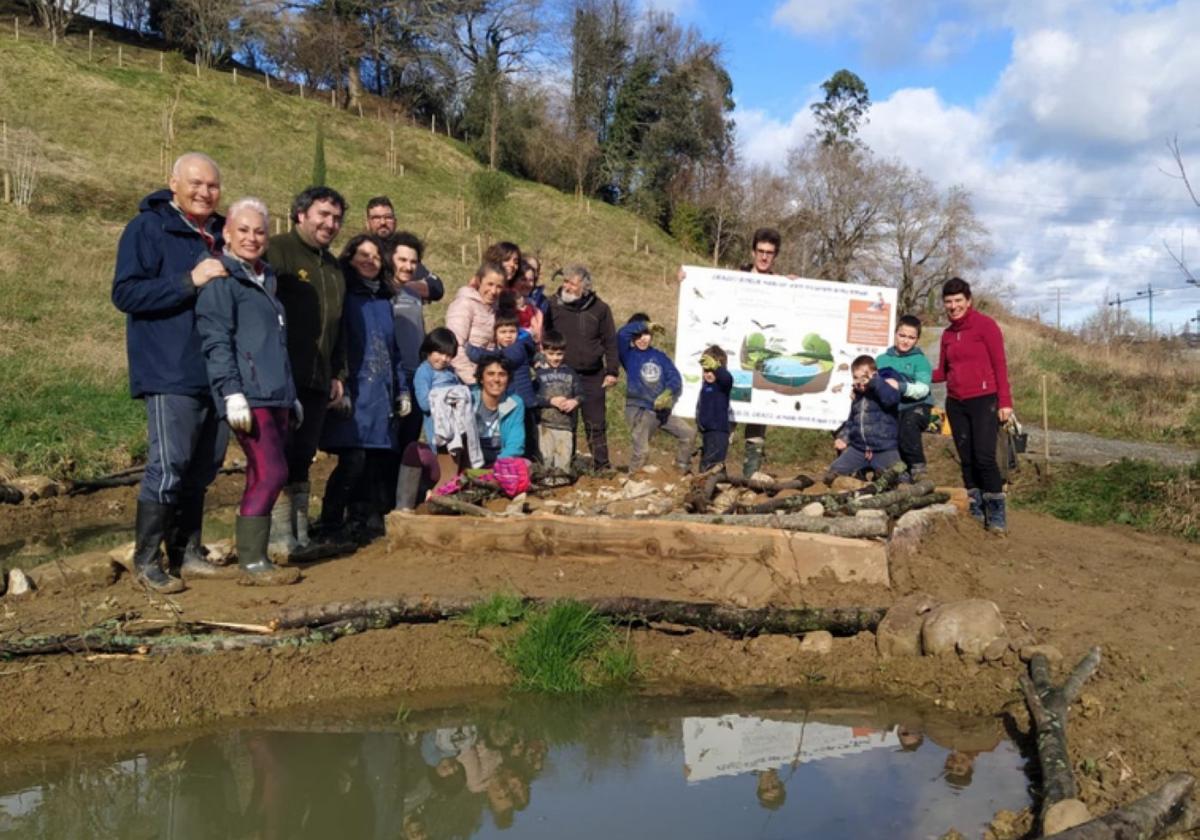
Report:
1135,283,1158,335
1107,293,1125,336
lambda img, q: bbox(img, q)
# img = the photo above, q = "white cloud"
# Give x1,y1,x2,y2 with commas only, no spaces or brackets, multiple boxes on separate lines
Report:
737,2,1200,329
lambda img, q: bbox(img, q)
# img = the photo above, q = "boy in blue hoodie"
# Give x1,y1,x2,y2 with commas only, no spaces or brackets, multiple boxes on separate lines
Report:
826,355,904,482
618,314,695,473
875,315,933,479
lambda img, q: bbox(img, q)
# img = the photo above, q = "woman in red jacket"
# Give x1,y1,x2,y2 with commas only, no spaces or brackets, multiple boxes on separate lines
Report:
932,277,1013,534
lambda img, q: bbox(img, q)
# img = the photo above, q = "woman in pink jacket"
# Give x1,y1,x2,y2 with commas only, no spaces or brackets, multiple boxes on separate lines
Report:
445,261,505,383
932,277,1013,535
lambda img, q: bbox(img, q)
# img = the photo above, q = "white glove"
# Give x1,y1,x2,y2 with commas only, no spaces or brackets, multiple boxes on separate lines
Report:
291,399,304,430
225,393,252,433
396,392,412,418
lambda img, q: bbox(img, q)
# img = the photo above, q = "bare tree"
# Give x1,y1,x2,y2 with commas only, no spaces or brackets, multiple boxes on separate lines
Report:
31,0,87,38
161,0,250,66
876,175,990,312
1162,135,1200,285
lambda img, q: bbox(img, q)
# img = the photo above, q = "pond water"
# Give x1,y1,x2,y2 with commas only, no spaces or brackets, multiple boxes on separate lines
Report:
0,693,1031,839
761,358,823,382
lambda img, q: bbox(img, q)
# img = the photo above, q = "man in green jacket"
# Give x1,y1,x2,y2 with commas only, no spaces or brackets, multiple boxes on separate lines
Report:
265,186,347,555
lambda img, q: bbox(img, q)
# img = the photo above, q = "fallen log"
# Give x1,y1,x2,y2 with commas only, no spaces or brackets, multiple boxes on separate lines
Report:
723,474,815,494
660,512,888,539
1044,773,1196,839
273,595,888,637
844,481,937,512
426,495,493,517
68,464,244,496
877,492,950,518
684,467,727,512
0,629,296,657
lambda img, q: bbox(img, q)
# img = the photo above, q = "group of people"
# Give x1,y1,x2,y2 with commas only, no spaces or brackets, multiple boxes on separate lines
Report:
113,152,1014,594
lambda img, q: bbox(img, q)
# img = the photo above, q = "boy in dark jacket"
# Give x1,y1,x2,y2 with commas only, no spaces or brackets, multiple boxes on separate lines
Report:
696,345,734,472
826,355,903,482
468,314,539,460
618,314,695,473
534,330,584,471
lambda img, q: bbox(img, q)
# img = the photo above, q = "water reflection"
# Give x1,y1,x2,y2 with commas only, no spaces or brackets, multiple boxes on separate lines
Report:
0,694,1028,839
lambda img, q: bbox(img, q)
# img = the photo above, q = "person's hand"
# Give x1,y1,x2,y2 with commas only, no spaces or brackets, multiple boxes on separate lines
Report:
225,393,252,432
653,389,674,411
562,398,579,413
333,394,352,417
649,321,666,336
834,438,848,452
191,258,227,289
676,267,686,284
291,399,304,430
700,353,720,371
396,392,413,417
884,378,901,391
328,379,345,407
998,407,1013,423
602,375,618,389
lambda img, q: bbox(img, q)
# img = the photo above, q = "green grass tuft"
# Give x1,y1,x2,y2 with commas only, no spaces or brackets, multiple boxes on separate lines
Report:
1015,458,1200,541
505,600,637,693
461,593,528,635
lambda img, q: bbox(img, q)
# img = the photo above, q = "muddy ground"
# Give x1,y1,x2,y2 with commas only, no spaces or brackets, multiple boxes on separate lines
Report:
1,443,1198,832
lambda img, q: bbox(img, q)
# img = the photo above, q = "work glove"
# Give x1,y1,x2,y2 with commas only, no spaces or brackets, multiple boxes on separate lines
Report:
291,399,304,431
648,321,666,336
225,393,252,433
699,353,720,372
653,389,675,411
396,392,413,418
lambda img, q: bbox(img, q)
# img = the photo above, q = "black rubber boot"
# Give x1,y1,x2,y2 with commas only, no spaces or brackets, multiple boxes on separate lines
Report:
395,464,424,512
983,492,1008,536
237,515,300,586
134,500,185,594
966,488,985,525
742,437,764,478
169,495,235,580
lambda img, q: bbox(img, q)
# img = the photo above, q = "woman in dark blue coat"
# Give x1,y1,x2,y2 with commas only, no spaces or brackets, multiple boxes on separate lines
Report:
318,233,411,539
195,197,301,585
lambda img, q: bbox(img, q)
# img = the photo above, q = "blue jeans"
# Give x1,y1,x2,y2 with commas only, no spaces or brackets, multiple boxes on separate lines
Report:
140,393,229,505
829,445,900,478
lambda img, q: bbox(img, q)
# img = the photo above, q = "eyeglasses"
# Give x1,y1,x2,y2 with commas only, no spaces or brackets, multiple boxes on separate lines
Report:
368,213,396,221
754,248,777,257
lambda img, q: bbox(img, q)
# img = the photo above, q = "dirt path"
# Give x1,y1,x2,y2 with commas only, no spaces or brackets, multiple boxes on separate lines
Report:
1024,427,1200,468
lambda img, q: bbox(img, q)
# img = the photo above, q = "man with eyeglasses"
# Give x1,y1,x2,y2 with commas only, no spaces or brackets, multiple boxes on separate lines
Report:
735,227,783,477
365,196,397,239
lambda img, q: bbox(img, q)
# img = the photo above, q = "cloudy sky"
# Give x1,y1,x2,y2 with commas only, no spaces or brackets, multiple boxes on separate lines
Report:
654,0,1200,331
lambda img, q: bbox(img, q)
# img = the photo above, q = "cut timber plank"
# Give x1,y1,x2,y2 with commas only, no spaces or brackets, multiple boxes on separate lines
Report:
384,512,889,587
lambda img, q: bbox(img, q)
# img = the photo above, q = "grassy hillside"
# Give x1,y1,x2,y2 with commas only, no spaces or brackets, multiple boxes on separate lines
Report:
0,25,697,476
1,23,1194,478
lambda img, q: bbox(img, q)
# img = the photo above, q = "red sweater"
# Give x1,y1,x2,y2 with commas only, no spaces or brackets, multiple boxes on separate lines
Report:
932,307,1012,408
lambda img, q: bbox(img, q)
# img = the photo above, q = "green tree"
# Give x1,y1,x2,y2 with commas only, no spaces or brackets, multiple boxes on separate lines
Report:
312,122,327,187
810,69,870,147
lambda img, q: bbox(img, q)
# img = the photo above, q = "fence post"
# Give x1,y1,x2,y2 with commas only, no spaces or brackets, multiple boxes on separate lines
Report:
232,68,237,85
88,29,93,62
1040,374,1050,471
195,53,201,78
117,46,123,68
266,72,271,90
159,52,163,72
13,17,18,41
299,81,304,99
3,172,10,205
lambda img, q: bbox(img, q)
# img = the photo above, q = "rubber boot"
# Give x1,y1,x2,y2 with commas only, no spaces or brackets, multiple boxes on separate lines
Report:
268,485,299,558
292,482,313,549
983,492,1008,536
966,488,985,525
742,437,764,479
170,495,235,580
395,464,424,512
134,500,185,594
237,515,301,586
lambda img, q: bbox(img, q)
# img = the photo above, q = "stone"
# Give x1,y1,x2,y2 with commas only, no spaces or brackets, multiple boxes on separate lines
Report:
503,493,528,515
876,592,940,659
621,480,656,498
641,465,660,474
921,599,1007,657
710,486,741,514
748,471,774,484
108,542,136,574
7,568,34,597
26,552,121,593
830,475,867,491
1042,799,1091,835
745,634,803,659
983,638,1009,662
801,502,825,517
1019,644,1064,665
799,630,834,655
9,475,61,502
